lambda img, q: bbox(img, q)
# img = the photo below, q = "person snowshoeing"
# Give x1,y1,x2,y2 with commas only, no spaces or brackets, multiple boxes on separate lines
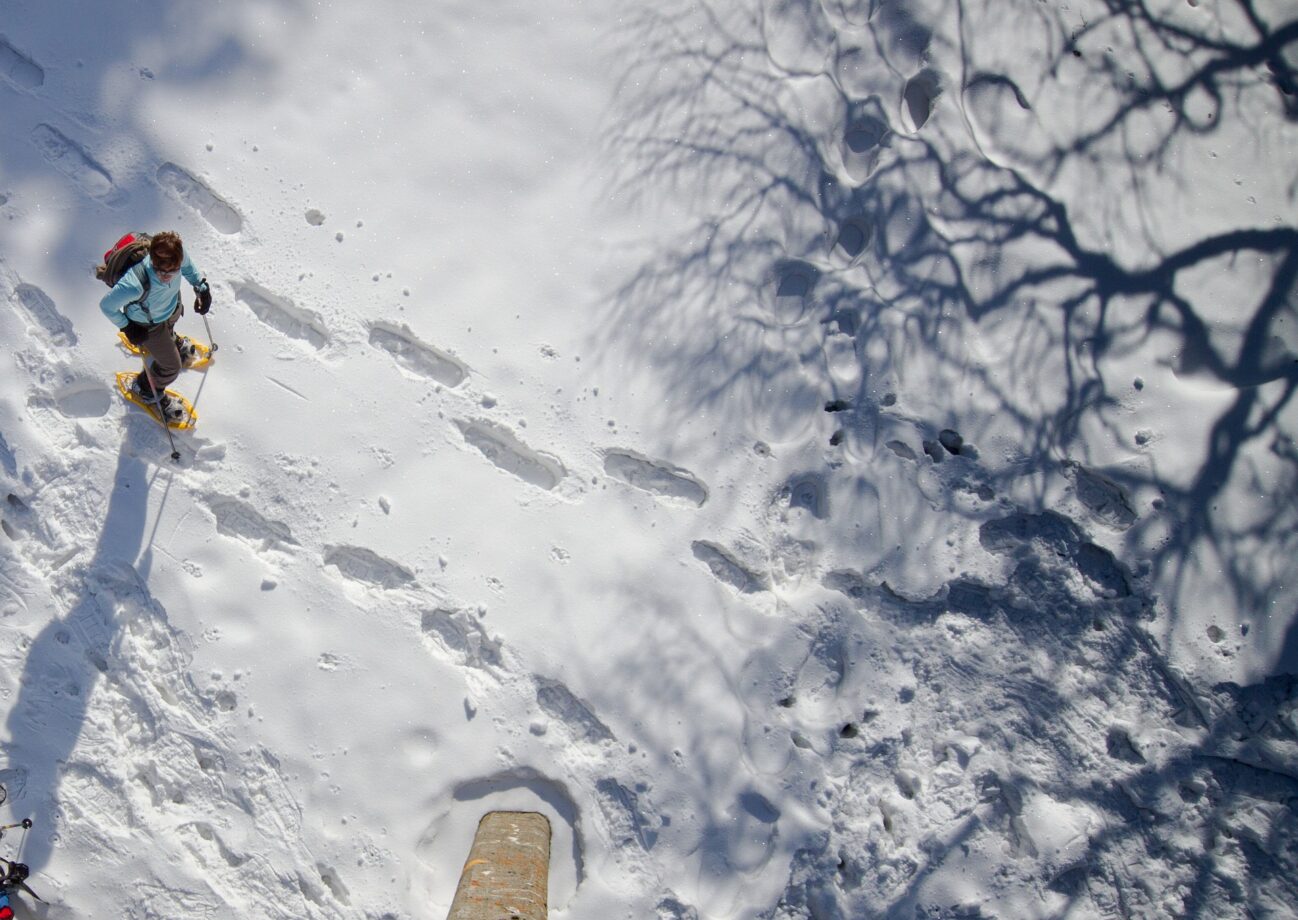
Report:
98,231,212,421
0,786,38,918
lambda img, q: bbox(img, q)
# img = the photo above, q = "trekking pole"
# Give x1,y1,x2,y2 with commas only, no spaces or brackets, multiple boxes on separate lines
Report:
0,818,42,903
202,312,218,352
142,360,182,463
197,292,217,353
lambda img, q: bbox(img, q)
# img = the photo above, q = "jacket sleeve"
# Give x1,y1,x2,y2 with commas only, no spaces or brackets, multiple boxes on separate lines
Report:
99,271,145,329
181,253,204,288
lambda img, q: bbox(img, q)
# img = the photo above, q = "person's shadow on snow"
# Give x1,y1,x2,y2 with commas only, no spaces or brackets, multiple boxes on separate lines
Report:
5,441,153,878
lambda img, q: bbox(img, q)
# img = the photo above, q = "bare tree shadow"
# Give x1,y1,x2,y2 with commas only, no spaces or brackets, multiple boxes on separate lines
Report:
605,0,1298,648
600,0,1298,915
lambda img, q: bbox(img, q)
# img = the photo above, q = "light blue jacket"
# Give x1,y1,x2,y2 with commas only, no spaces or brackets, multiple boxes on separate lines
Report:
99,253,205,328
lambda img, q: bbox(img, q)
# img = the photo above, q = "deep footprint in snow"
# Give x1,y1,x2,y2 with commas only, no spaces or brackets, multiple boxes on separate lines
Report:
596,777,660,851
323,545,414,589
315,864,351,906
845,117,887,156
535,676,615,744
1066,463,1138,530
1105,725,1146,764
0,435,16,478
656,895,701,920
980,511,1134,600
30,124,122,203
894,770,922,799
232,281,330,349
872,0,933,70
822,570,872,604
184,822,248,869
13,281,77,346
0,37,44,90
2,493,29,542
603,450,708,507
455,419,565,491
420,607,502,670
780,472,830,520
886,440,918,462
902,69,943,132
203,494,298,551
833,217,874,261
4,490,76,561
771,260,820,325
938,429,964,455
49,380,111,419
841,110,889,183
368,322,468,387
22,374,108,427
156,163,243,234
692,541,767,594
697,791,782,903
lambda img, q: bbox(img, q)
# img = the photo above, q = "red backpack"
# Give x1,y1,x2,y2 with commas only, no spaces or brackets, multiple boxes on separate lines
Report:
94,232,154,317
95,232,152,287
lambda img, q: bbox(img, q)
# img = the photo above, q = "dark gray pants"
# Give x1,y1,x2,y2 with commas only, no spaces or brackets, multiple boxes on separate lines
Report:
140,311,181,391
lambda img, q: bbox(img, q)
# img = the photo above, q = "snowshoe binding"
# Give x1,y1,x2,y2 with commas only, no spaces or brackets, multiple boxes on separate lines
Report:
176,335,200,367
117,331,213,370
116,372,197,430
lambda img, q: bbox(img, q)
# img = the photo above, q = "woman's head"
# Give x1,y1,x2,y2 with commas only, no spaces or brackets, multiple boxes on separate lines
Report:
150,231,184,274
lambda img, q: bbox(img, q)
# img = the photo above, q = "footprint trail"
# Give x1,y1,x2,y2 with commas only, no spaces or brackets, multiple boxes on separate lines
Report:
203,493,299,552
603,450,708,507
692,541,767,594
30,124,122,203
0,37,43,90
233,281,330,350
156,163,243,234
456,419,566,491
12,282,77,346
323,544,415,589
369,322,468,386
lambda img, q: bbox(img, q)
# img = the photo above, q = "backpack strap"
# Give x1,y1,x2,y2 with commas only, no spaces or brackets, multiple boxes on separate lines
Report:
129,262,154,323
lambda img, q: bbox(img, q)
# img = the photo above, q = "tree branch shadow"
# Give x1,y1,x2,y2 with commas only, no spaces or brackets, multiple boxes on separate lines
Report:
600,0,1298,915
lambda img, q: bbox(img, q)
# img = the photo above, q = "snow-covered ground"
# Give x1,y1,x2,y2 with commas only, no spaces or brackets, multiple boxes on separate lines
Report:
2,0,1297,917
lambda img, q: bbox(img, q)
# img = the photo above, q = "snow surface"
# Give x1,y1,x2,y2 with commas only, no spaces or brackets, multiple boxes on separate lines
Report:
2,0,1298,917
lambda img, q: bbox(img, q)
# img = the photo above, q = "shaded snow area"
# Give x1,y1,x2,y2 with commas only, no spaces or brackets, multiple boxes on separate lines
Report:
2,0,1297,918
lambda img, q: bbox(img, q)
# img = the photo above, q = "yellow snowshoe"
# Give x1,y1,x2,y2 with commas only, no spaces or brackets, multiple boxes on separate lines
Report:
115,372,198,430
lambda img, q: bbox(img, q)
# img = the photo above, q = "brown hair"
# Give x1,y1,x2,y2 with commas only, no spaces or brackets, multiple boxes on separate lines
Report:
150,231,183,271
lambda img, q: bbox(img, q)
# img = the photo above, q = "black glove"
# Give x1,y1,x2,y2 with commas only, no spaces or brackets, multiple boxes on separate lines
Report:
122,320,150,346
194,279,212,315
